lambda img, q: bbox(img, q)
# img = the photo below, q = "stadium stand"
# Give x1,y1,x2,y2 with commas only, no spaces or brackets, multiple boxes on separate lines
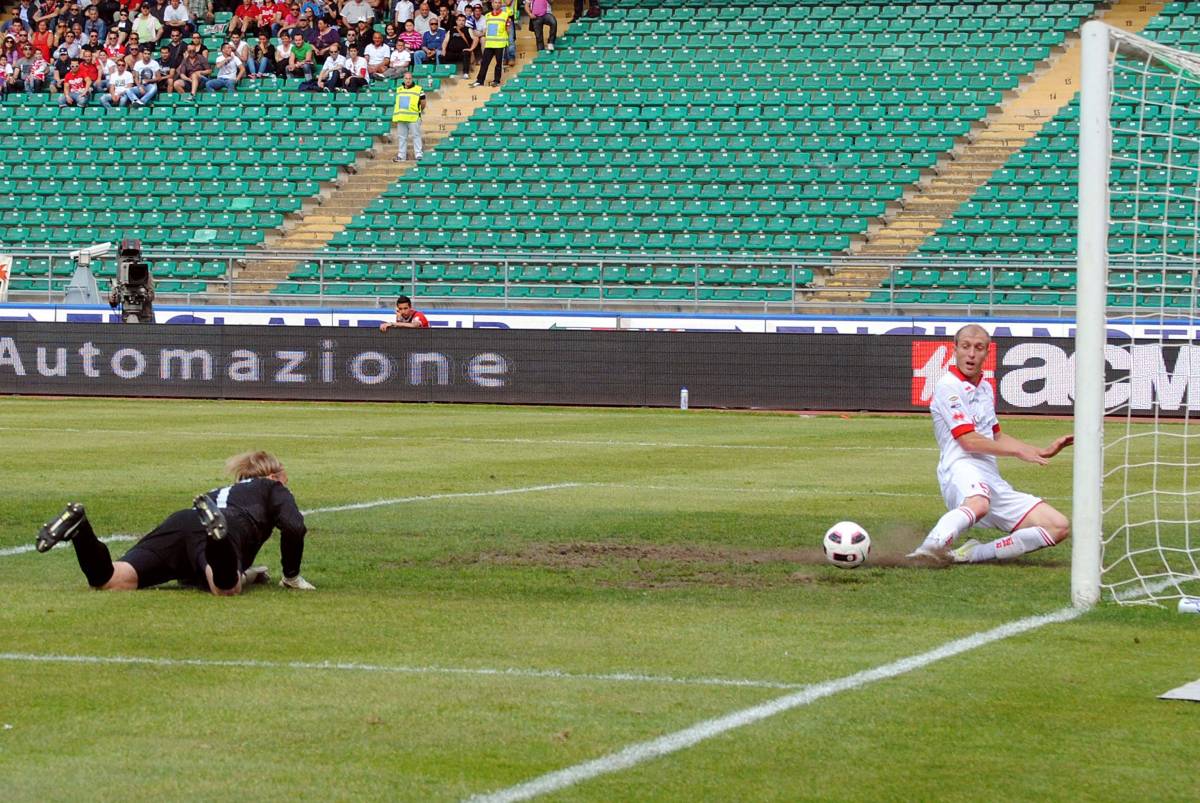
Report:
903,0,1198,308
291,0,1103,301
0,6,413,294
5,0,1195,311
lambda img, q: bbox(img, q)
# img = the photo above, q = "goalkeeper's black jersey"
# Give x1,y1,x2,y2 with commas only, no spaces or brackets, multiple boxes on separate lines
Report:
198,477,307,577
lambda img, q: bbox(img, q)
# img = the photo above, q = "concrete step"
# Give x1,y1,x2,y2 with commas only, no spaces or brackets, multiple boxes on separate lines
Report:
242,22,566,289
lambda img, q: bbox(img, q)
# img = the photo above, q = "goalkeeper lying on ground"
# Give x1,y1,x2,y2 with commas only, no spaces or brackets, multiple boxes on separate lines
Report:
35,451,314,595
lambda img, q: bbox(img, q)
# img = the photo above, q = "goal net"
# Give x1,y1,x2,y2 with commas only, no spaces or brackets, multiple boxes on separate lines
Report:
1075,22,1200,607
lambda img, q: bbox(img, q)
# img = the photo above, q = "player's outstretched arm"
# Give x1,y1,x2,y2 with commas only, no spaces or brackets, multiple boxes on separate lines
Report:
958,431,1049,465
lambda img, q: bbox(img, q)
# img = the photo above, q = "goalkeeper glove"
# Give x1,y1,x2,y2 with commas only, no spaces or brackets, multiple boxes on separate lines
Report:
242,565,270,585
280,574,316,590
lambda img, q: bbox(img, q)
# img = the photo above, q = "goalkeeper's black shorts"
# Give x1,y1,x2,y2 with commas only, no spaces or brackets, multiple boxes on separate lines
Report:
118,509,240,589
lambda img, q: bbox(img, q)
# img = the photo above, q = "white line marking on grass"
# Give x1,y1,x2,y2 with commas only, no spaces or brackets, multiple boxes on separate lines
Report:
3,486,579,559
0,427,936,453
585,482,931,494
301,483,582,516
467,606,1085,803
0,535,135,558
453,437,936,453
1110,573,1200,602
0,652,803,691
584,483,1073,503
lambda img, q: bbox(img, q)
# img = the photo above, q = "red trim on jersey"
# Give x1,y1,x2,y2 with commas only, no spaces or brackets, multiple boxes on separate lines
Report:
950,423,975,439
1009,500,1045,533
949,364,984,386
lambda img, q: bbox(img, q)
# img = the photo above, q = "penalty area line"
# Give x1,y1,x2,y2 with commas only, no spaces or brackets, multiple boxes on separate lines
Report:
1,485,580,559
467,605,1085,803
301,483,582,516
0,652,803,691
0,535,136,558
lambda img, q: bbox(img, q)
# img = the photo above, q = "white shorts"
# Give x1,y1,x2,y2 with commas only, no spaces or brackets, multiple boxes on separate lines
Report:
939,461,1043,533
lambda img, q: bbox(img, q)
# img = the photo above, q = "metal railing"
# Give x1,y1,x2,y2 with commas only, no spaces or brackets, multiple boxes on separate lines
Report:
2,246,1196,317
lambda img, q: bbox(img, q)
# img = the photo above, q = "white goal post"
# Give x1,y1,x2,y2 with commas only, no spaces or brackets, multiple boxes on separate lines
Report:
1075,21,1200,608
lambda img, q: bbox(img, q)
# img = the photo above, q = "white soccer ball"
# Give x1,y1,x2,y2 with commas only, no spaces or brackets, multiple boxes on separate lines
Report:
822,521,871,568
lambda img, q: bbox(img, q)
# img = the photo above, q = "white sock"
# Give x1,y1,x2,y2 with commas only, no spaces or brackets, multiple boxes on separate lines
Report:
920,506,976,550
966,527,1055,563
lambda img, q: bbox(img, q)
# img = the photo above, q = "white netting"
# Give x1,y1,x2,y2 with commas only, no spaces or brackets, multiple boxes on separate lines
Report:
1100,29,1200,605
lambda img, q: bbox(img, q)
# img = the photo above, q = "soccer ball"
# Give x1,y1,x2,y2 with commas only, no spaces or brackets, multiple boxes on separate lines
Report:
822,521,871,568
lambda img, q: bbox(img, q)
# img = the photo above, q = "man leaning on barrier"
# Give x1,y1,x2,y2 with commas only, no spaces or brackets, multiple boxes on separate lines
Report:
379,295,430,331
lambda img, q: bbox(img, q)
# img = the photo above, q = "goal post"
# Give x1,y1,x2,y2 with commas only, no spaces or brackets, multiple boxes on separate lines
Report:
1075,21,1200,608
1073,20,1110,609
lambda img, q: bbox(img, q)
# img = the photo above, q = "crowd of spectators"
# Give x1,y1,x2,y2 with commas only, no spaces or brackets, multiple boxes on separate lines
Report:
1,0,556,104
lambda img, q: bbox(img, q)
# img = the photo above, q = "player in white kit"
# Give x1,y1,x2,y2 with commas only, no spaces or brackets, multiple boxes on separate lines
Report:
908,325,1073,563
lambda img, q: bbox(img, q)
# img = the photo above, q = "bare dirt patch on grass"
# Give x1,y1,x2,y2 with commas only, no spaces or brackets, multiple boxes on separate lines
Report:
438,541,892,589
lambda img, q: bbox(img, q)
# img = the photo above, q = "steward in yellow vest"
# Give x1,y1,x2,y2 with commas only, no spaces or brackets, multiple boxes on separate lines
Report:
472,0,512,86
483,7,511,49
392,72,427,162
392,75,426,123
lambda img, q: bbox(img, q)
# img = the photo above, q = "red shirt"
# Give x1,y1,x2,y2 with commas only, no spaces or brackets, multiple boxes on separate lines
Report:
31,30,53,60
399,310,429,327
64,69,88,93
258,3,287,24
78,61,99,81
235,2,258,18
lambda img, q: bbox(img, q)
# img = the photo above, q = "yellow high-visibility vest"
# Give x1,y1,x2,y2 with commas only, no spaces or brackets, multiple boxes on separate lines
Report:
392,84,424,123
483,10,510,49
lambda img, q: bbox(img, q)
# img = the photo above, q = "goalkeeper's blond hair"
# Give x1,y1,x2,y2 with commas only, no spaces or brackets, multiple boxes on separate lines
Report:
225,451,285,481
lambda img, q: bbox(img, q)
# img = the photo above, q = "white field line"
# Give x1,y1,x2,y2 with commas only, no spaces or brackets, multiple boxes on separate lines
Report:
1,486,580,559
580,482,1070,501
1109,573,1200,602
584,482,1072,503
0,426,936,453
301,483,582,516
467,606,1085,803
0,652,803,691
0,534,135,558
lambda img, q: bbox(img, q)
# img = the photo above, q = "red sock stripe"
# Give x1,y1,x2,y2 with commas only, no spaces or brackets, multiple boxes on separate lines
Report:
958,506,977,525
1038,527,1054,547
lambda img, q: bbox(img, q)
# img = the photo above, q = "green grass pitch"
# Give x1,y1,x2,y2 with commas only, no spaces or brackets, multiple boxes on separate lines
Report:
1,398,1197,801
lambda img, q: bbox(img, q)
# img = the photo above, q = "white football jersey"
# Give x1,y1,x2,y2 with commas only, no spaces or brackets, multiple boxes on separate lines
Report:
930,365,1001,477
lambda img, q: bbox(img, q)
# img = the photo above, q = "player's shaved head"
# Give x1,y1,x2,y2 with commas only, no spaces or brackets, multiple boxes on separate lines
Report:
954,324,990,345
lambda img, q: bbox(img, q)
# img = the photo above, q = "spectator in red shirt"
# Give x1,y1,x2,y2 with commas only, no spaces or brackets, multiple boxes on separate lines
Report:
77,48,99,82
30,19,54,60
228,0,259,35
257,0,288,36
379,295,429,330
57,55,92,105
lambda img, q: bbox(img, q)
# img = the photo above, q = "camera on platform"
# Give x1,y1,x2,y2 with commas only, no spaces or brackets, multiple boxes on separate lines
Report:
108,239,155,324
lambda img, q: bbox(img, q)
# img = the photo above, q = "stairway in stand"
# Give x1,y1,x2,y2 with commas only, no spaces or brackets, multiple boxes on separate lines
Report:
816,0,1167,304
238,18,569,293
